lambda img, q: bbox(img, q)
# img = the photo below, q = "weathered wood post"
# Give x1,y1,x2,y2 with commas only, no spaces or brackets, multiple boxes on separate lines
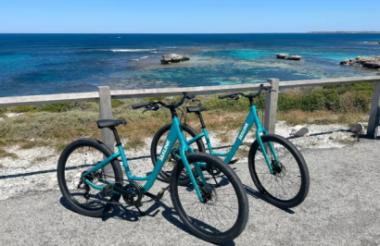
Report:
264,78,280,134
98,86,115,175
98,86,115,151
367,81,380,138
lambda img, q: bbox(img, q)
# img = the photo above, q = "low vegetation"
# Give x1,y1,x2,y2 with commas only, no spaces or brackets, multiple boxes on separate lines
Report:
0,83,373,153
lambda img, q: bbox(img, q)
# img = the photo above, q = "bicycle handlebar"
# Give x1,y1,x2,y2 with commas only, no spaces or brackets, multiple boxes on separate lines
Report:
132,101,154,109
131,92,196,111
218,84,270,100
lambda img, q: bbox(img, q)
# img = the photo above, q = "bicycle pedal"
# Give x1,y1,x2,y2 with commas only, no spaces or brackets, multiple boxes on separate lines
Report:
229,158,240,165
156,189,165,200
102,185,113,197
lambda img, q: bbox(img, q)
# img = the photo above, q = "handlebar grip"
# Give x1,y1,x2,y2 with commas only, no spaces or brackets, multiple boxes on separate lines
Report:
218,93,235,99
132,101,152,109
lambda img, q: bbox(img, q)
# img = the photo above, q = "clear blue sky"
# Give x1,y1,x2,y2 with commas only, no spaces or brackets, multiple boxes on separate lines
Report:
1,0,379,33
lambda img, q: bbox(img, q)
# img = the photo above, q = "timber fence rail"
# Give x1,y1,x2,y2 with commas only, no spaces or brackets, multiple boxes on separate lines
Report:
0,76,380,152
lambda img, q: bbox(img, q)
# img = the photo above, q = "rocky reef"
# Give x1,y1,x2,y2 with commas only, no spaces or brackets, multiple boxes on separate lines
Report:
161,54,190,64
340,56,380,69
276,54,302,60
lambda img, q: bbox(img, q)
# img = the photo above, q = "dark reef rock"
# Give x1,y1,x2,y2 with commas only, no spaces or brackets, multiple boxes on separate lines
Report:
276,54,301,60
161,54,190,64
285,55,302,61
340,56,380,69
276,53,289,59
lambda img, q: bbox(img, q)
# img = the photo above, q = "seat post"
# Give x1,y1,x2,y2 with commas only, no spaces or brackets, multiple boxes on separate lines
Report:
112,128,122,146
197,113,206,128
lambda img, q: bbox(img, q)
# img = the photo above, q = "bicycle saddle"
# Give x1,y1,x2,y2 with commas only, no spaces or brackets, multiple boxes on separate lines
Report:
96,119,127,129
186,106,209,113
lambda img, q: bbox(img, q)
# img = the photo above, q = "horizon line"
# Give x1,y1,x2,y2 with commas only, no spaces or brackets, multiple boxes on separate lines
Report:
1,31,380,35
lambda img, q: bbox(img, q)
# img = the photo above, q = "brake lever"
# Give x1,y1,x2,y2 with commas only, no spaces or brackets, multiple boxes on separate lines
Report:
142,108,151,114
191,98,200,102
227,95,240,100
142,104,159,113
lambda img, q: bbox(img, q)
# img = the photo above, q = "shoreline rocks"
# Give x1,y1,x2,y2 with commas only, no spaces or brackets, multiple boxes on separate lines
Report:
276,54,302,60
276,53,289,59
286,55,302,61
161,54,190,64
340,56,380,69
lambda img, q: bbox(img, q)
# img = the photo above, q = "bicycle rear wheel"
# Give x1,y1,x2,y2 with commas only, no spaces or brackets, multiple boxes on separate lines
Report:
57,138,123,217
248,134,310,208
151,123,205,185
170,153,249,244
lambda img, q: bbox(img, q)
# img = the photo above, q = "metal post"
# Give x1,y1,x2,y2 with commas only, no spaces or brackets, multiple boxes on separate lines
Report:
98,86,114,151
264,78,280,134
367,81,380,139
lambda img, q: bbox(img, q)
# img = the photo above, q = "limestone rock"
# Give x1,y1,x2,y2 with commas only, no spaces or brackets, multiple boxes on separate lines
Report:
350,123,364,134
276,53,289,59
161,54,190,64
290,125,309,137
340,56,380,69
285,55,302,61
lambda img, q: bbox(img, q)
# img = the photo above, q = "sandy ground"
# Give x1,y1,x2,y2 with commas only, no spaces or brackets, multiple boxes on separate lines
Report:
1,138,380,245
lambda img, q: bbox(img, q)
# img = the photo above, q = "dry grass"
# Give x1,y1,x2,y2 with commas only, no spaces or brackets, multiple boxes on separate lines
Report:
31,156,51,165
277,110,368,125
0,148,18,159
0,90,371,155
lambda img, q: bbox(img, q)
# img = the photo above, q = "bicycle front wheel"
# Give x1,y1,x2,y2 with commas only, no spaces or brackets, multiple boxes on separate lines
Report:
248,134,310,208
170,153,249,244
151,123,205,185
57,138,123,217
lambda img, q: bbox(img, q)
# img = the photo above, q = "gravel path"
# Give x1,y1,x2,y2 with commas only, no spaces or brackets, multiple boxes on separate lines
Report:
0,139,379,245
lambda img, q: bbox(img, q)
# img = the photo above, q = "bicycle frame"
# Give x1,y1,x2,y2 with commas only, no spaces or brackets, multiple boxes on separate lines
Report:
187,104,279,173
82,116,206,201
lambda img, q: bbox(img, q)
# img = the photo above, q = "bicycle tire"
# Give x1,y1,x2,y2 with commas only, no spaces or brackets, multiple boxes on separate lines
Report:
170,153,249,244
151,123,205,185
248,134,310,208
57,138,123,217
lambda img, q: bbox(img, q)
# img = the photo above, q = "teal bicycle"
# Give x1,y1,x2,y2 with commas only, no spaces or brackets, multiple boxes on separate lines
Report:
57,93,249,244
151,85,310,209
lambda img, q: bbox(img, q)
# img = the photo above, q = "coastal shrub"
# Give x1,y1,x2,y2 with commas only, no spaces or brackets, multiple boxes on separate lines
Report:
278,93,301,111
39,103,73,112
13,105,39,112
111,99,124,108
323,82,375,93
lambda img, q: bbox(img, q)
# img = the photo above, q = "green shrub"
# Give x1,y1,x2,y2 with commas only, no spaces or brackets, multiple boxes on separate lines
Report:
39,103,72,112
13,105,39,113
111,99,124,108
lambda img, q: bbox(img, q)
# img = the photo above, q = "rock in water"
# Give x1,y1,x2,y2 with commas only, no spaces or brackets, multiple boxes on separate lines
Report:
340,56,380,69
276,53,289,59
286,55,302,61
161,54,190,64
350,123,364,134
290,125,309,137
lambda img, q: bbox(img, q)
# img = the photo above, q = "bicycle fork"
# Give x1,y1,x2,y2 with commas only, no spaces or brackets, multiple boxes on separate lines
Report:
255,130,279,174
179,146,207,202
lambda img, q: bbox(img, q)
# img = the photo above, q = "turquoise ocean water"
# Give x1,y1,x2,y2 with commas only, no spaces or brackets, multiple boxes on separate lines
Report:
0,34,380,97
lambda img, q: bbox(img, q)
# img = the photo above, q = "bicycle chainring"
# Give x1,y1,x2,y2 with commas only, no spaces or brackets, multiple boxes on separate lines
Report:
122,183,143,206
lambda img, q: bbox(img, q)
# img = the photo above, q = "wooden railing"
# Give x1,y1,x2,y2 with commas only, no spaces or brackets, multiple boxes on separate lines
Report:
1,76,380,151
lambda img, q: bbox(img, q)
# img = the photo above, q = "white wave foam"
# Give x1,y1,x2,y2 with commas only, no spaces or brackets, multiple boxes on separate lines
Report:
140,56,149,59
111,49,157,52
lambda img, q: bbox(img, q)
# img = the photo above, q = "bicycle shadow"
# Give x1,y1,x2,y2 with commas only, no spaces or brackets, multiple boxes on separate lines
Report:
59,195,236,246
243,185,295,214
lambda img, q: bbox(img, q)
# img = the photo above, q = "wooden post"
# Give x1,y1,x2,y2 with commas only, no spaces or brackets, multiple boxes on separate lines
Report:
264,78,279,134
98,86,114,152
367,81,380,138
